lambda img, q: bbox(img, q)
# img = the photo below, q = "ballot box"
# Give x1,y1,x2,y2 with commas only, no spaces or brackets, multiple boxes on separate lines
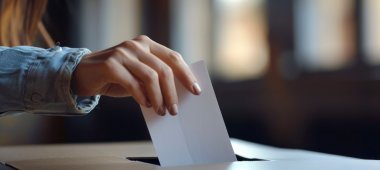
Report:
1,139,380,170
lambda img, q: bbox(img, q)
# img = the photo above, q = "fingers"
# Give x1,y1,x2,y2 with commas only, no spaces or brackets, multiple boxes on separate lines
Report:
133,47,179,115
100,55,149,108
91,35,200,116
133,35,202,95
113,48,167,115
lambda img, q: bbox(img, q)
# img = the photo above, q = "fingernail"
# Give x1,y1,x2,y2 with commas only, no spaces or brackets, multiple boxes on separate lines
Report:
168,104,178,116
192,82,202,95
157,106,166,116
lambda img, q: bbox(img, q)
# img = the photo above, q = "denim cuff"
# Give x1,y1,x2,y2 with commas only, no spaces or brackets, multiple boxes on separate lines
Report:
24,46,100,115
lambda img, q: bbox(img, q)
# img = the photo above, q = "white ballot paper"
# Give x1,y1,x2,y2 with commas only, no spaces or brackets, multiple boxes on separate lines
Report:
140,61,237,167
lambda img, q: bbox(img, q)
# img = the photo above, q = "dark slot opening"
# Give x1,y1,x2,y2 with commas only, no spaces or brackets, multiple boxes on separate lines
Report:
126,154,267,166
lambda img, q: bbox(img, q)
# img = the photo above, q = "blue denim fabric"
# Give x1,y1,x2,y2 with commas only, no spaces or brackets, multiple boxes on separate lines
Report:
0,46,100,116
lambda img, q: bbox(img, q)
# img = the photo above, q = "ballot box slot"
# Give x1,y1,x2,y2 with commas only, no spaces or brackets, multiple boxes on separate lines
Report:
235,154,267,161
126,154,267,166
126,156,161,166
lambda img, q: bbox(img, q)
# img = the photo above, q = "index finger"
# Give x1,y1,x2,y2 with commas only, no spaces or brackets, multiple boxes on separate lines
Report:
134,36,202,95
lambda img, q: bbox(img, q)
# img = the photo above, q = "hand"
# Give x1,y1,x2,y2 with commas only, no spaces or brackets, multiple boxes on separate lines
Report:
71,35,201,116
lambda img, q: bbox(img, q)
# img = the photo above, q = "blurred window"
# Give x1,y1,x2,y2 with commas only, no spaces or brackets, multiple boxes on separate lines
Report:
170,0,212,65
171,0,269,81
294,0,355,71
79,0,141,51
363,0,380,65
213,0,269,80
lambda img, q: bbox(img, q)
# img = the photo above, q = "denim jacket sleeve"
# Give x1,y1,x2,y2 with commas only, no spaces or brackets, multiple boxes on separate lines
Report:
0,46,100,116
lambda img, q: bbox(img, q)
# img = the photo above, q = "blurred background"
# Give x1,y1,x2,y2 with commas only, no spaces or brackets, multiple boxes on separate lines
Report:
1,0,380,160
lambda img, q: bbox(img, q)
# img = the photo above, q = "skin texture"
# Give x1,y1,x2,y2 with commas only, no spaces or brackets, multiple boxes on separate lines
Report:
71,35,201,116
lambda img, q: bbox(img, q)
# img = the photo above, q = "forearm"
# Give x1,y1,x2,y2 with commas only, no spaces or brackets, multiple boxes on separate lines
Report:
0,46,99,116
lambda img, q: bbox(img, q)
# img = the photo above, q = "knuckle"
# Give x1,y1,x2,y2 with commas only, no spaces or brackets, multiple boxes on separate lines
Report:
113,47,124,55
157,65,173,79
134,35,150,42
121,40,141,51
143,69,159,83
110,47,126,61
169,51,183,63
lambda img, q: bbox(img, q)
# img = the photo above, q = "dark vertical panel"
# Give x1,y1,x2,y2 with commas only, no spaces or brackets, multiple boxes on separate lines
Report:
266,0,294,52
264,0,305,147
43,0,80,47
142,0,171,47
354,0,366,67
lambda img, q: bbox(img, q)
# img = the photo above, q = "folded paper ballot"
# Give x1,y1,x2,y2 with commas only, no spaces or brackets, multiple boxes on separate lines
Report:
140,61,237,167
